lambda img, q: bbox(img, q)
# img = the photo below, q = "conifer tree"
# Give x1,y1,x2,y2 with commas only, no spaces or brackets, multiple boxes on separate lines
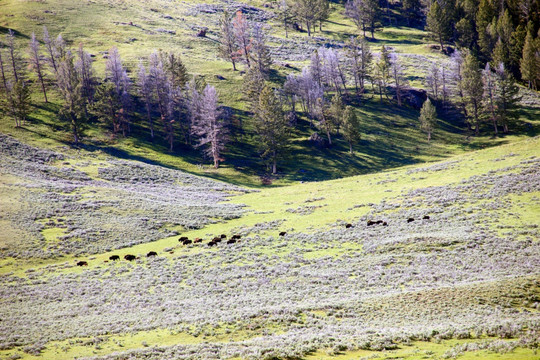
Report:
254,85,290,174
461,53,484,135
375,46,391,100
251,24,272,78
342,105,361,153
329,93,344,135
232,11,251,67
218,11,238,71
495,63,520,133
520,25,538,89
419,98,437,142
426,1,452,51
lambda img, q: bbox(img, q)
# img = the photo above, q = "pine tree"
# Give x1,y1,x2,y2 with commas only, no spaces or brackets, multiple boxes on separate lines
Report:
329,93,344,135
390,53,407,106
290,0,318,37
137,61,156,140
375,45,391,100
520,25,538,89
426,1,452,51
90,81,123,134
347,36,372,96
276,0,293,38
342,105,361,153
254,85,290,174
482,63,498,134
495,63,520,133
315,0,330,32
461,53,484,135
476,0,496,59
218,10,239,71
402,0,422,26
162,52,188,88
9,80,31,128
251,24,272,78
315,97,333,145
75,44,97,107
243,66,266,110
419,98,437,142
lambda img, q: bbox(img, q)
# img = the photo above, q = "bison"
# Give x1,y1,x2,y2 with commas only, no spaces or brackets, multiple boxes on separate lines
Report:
220,234,227,239
194,238,203,243
147,251,157,257
407,218,415,223
179,236,188,242
227,239,237,244
124,254,136,261
207,241,217,247
383,221,388,226
182,239,192,245
345,224,353,228
279,231,287,236
109,255,120,261
77,261,88,266
423,215,430,220
367,220,375,226
231,234,241,240
213,237,222,243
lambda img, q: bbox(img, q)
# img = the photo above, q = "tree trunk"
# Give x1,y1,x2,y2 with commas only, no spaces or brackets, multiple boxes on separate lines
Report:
349,142,353,154
307,22,311,37
232,58,237,71
427,131,431,142
492,118,498,135
272,152,277,174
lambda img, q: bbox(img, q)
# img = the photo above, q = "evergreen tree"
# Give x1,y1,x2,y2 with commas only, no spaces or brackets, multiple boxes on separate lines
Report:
482,62,498,134
218,10,239,71
251,24,272,78
476,0,496,59
137,61,156,140
276,0,294,38
162,52,189,89
495,63,521,133
390,53,407,106
315,0,330,32
461,53,484,135
254,85,290,174
342,105,361,153
520,25,538,89
375,45,391,100
243,66,266,110
347,36,372,96
402,0,422,26
329,93,344,135
90,81,122,134
419,98,437,142
426,1,452,51
290,0,319,37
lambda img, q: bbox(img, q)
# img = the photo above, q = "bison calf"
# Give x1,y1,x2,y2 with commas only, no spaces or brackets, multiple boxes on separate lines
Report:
194,238,203,243
220,234,227,239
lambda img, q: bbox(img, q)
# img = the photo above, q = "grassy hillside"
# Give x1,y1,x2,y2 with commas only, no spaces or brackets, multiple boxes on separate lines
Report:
0,133,539,360
1,0,539,186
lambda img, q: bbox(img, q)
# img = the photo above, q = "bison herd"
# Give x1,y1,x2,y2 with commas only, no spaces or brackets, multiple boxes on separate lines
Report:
76,217,432,267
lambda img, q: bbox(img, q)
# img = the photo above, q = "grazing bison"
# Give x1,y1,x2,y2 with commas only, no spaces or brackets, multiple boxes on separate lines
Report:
207,241,217,247
227,239,237,244
345,224,353,228
376,220,383,224
220,234,227,239
213,237,222,243
367,220,375,226
231,234,241,240
423,215,430,220
169,251,174,254
182,239,192,245
147,251,157,257
179,236,188,242
194,238,203,243
77,261,88,266
407,218,415,223
383,221,388,226
124,254,136,261
109,255,120,261
279,231,287,236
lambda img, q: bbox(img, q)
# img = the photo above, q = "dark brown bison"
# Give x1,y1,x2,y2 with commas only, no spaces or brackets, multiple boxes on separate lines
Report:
345,224,353,228
227,239,236,244
220,234,227,239
383,221,388,226
169,251,174,254
124,254,136,261
182,239,192,245
207,241,217,247
407,218,415,223
77,261,88,266
367,220,375,226
376,220,383,224
423,215,430,220
179,236,188,242
147,251,157,257
213,237,222,243
279,231,287,236
231,234,241,240
194,238,203,243
109,255,120,261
